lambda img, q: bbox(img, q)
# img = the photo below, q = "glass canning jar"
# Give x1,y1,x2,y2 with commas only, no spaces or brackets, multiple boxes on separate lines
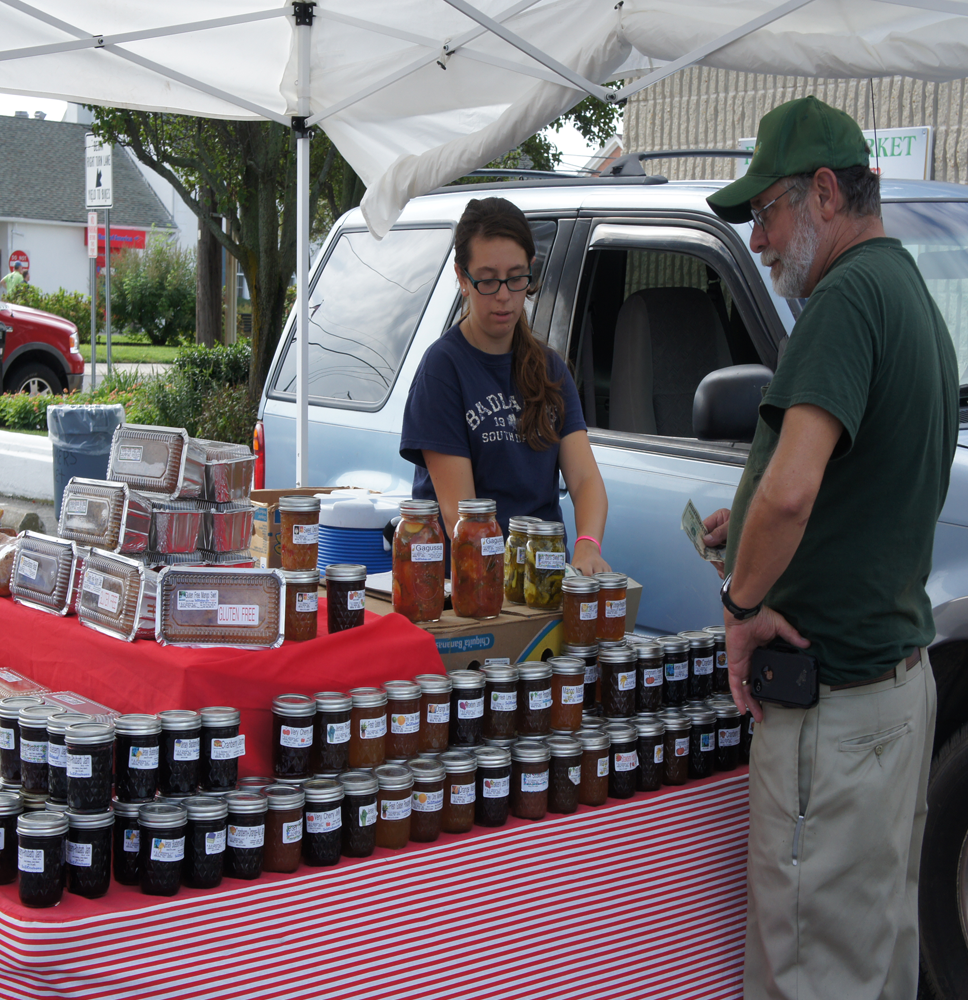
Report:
416,674,452,752
282,569,319,642
683,706,717,780
634,719,665,792
272,693,316,779
482,664,518,741
158,710,201,796
182,795,227,889
679,631,716,700
714,700,742,772
262,784,304,873
605,723,638,800
598,646,637,718
66,722,115,813
383,680,422,760
302,778,343,867
0,790,22,884
561,577,600,646
504,516,541,604
510,741,550,820
657,636,690,706
224,790,267,879
472,746,511,827
392,500,445,623
703,625,730,693
312,691,351,772
112,797,142,885
138,802,187,897
18,811,67,907
635,642,664,714
548,657,585,733
46,712,92,803
516,662,552,737
449,670,485,748
524,522,565,611
545,735,581,815
662,714,691,786
408,757,446,843
279,495,320,572
0,696,44,785
451,499,504,620
199,706,244,791
339,770,379,858
439,751,477,834
114,713,162,802
349,687,387,768
594,572,628,641
325,563,367,634
563,642,600,709
375,764,413,850
18,705,61,796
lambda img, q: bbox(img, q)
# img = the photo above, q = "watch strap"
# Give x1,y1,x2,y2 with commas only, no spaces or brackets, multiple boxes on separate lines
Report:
721,573,762,620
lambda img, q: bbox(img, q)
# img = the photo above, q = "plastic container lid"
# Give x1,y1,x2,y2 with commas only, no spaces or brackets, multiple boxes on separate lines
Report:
138,802,188,828
272,694,316,718
114,713,162,736
159,710,201,732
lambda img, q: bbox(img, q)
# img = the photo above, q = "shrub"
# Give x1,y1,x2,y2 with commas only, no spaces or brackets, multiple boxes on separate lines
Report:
5,284,99,342
172,340,251,390
195,384,257,445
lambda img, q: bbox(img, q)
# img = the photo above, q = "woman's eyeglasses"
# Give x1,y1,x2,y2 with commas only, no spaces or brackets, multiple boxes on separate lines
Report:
462,268,532,295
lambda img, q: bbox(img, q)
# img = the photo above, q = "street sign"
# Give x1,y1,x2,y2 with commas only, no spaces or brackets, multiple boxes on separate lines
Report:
8,250,28,272
87,212,98,258
85,133,113,209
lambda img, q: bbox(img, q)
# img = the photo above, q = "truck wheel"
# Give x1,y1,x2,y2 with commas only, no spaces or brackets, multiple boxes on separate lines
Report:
920,723,968,998
6,362,63,396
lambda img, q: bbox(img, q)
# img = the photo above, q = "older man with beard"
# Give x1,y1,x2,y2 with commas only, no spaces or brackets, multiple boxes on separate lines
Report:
701,96,959,1000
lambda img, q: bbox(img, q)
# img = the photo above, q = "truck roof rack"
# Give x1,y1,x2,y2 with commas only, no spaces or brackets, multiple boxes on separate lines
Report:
607,149,751,177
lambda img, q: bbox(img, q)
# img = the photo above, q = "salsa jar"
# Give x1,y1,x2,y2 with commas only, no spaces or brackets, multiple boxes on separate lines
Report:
704,625,730,693
451,499,504,620
472,746,511,827
635,642,664,713
408,757,445,843
577,729,610,806
524,522,566,611
598,646,637,718
375,764,413,850
199,706,244,792
383,680,422,759
439,751,477,834
279,495,320,572
662,714,691,786
302,778,343,867
223,790,267,879
714,700,742,772
262,784,304,873
312,691,351,772
348,687,387,768
561,577,600,646
18,705,61,796
634,718,665,792
183,795,227,889
0,790,22,884
282,569,319,642
114,713,162,802
449,670,485,748
46,712,92,803
549,656,585,733
339,770,379,858
563,642,600,710
680,631,716,700
66,722,115,813
18,811,67,908
605,723,638,800
657,636,690,706
138,802,187,897
272,693,316,779
504,516,541,604
392,500,445,623
594,572,628,641
510,741,550,820
517,662,553,737
482,664,518,741
158,710,201,796
416,674,452,752
545,735,581,815
683,706,716,779
0,696,44,785
325,563,366,634
112,797,142,885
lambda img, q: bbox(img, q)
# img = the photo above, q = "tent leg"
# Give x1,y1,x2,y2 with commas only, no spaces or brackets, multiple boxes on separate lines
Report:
295,133,310,489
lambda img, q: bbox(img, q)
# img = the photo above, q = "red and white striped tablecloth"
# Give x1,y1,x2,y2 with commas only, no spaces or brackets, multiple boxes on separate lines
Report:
0,771,749,1000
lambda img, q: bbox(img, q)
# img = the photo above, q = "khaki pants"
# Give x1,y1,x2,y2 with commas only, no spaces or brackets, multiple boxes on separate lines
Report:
744,651,936,1000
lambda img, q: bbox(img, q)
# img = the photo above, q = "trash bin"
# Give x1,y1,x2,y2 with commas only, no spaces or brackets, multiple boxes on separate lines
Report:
47,404,126,521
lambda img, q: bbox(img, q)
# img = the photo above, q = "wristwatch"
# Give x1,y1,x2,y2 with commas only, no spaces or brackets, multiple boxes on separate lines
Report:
720,573,762,620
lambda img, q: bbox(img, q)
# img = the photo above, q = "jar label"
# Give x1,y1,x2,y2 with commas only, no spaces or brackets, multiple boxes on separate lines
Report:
67,841,93,868
0,670,17,681
584,665,600,684
561,684,584,705
280,724,313,748
292,523,318,544
748,719,755,734
535,550,565,571
206,829,227,854
675,736,690,757
529,688,552,710
641,666,663,687
97,588,120,614
614,750,638,772
516,545,526,565
457,697,484,719
126,745,158,770
20,738,47,764
412,788,443,812
48,742,66,769
211,734,245,759
482,775,509,798
358,804,377,827
411,543,444,563
217,604,260,626
0,727,14,751
653,744,664,764
306,807,341,832
227,823,264,848
579,601,598,620
665,659,688,682
426,702,450,724
489,690,516,713
123,829,140,853
173,737,200,761
19,847,43,873
568,765,581,786
19,555,39,581
326,720,351,744
347,590,365,611
177,589,218,611
596,756,610,777
719,726,741,747
521,770,549,792
391,712,420,734
282,820,303,844
605,598,626,618
694,655,714,676
617,671,635,691
359,715,387,740
717,651,728,668
67,753,92,778
118,445,144,462
700,732,715,752
83,569,103,595
65,497,90,516
295,591,318,613
481,535,505,557
150,836,185,862
449,783,476,805
381,797,412,821
0,829,4,850
484,657,510,665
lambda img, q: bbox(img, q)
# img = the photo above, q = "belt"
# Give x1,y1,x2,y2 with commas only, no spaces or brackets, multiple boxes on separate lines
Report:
828,649,921,691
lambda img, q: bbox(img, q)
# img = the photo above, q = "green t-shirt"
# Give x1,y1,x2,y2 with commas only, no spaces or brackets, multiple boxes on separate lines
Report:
725,237,959,684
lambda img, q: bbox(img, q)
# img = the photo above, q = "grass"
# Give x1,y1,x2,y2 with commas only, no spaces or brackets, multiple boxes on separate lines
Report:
79,341,181,364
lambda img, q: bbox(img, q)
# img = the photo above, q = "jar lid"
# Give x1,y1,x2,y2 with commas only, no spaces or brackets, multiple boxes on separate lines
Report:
263,784,306,810
200,706,240,727
47,711,94,736
594,572,628,589
516,662,552,680
302,778,344,804
415,674,452,695
597,638,628,650
634,641,663,660
272,693,316,718
471,746,511,767
184,795,229,821
457,499,496,515
382,680,421,700
45,800,69,814
634,719,666,737
480,664,519,683
111,798,143,818
0,695,44,720
527,521,564,537
158,710,201,732
715,702,742,719
682,706,717,724
338,770,379,796
17,812,68,837
282,569,320,586
138,802,188,828
64,721,115,746
678,630,715,649
604,715,635,726
448,669,485,690
0,780,22,794
548,656,585,676
279,495,321,512
578,717,606,729
407,757,446,782
399,499,439,517
482,737,516,749
374,764,414,790
223,790,268,814
508,515,542,533
604,723,637,743
703,625,726,637
114,713,163,736
18,705,64,730
658,706,688,719
543,735,582,757
325,563,367,582
661,714,691,733
0,790,22,817
22,791,47,810
656,636,689,654
236,777,273,790
575,729,610,751
314,691,351,712
66,808,115,830
561,576,600,595
438,750,478,774
562,642,599,657
349,687,387,708
510,740,551,763
196,790,230,800
597,646,637,665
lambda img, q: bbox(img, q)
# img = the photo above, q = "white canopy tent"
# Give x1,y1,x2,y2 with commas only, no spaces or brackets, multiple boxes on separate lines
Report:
3,0,968,483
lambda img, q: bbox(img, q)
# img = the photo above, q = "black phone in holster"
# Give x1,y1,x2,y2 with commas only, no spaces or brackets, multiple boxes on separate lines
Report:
749,639,819,709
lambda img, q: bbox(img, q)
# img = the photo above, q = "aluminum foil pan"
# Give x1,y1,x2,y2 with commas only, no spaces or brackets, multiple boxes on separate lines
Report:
70,543,91,616
10,532,76,616
108,424,206,499
58,478,152,553
77,549,159,642
196,440,255,504
144,551,206,568
149,501,203,554
198,501,255,552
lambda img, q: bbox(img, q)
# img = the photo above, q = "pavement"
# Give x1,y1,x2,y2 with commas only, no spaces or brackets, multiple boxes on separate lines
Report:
82,361,169,393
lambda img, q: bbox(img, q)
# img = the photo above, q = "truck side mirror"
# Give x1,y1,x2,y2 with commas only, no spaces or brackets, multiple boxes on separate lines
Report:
692,365,774,443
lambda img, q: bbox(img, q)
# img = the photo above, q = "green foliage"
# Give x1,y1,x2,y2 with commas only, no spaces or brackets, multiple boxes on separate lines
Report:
195,384,257,444
171,340,251,390
6,283,99,343
0,390,61,431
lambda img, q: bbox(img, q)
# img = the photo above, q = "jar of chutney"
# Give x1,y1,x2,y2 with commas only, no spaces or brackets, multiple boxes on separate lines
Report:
272,693,316,779
662,714,691,786
18,811,67,908
524,521,566,611
657,636,689,706
348,687,387,768
383,680,422,760
199,706,244,792
714,700,742,772
449,670,485,747
262,784,304,873
66,808,114,899
66,721,115,813
576,729,610,806
325,563,367,634
183,795,227,889
481,664,518,741
634,718,665,792
0,696,44,785
282,569,319,642
17,705,59,796
158,710,201,796
439,751,477,833
0,790,22,884
679,631,716,700
549,657,585,733
598,645,637,718
392,499,446,624
452,499,504,620
510,741,550,820
415,674,452,752
504,516,541,605
594,572,628,641
605,723,638,800
138,802,187,897
408,758,445,843
704,625,730,693
338,770,379,858
224,790,267,879
561,577,600,647
112,797,141,885
302,778,343,867
472,746,510,828
516,662,552,737
563,642,600,709
312,691,351,772
375,764,413,850
279,494,320,572
635,642,664,714
545,735,581,815
114,713,162,802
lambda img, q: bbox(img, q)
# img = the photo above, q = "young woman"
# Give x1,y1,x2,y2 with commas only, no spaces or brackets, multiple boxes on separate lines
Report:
400,196,609,576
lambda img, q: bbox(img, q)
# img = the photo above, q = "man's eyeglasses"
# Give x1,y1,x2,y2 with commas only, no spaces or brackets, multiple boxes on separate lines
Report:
462,268,532,295
750,186,794,229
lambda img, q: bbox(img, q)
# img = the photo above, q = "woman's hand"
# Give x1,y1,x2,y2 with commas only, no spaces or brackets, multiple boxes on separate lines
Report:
572,538,610,576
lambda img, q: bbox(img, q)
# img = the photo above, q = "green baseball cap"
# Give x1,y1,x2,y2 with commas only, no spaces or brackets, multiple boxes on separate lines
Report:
707,96,870,224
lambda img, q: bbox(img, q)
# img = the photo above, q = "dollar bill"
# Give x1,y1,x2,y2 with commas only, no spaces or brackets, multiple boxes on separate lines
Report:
681,499,726,562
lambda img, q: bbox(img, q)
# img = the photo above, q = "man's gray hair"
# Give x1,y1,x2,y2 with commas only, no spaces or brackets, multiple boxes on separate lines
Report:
787,165,881,218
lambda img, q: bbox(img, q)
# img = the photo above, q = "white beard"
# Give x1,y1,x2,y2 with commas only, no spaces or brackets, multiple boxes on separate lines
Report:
761,206,820,298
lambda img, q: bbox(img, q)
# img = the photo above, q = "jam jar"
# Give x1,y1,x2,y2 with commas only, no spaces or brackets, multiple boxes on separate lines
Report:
282,569,319,642
662,714,691,786
634,718,665,792
47,712,92,803
0,790,22,884
0,696,44,785
112,797,142,885
339,770,379,858
683,706,716,779
349,687,387,768
517,662,553,737
66,808,114,899
524,521,566,611
605,723,638,800
325,563,367,634
452,499,504,620
302,778,343,867
563,642,600,709
392,499,446,623
138,802,187,897
439,751,477,833
66,722,115,813
182,795,228,889
409,757,446,843
416,674,452,752
504,516,541,605
200,707,244,791
704,625,730,693
472,746,511,827
224,790,267,879
657,636,690,706
635,642,664,714
598,645,637,718
18,811,67,908
482,664,518,740
272,693,316,779
714,700,742,772
561,577,600,646
312,691,351,772
375,764,413,850
18,705,61,796
545,736,582,815
262,784,304,873
449,670,486,748
510,741,550,820
114,714,162,802
594,572,628,641
577,729,610,806
680,631,716,700
549,657,585,733
383,680,422,759
158,710,201,796
279,494,320,571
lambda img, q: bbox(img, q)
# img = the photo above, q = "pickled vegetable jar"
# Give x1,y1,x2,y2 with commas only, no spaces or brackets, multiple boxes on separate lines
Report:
279,495,320,572
504,516,541,604
594,573,628,641
561,577,600,646
392,500,445,623
524,522,565,611
451,499,504,620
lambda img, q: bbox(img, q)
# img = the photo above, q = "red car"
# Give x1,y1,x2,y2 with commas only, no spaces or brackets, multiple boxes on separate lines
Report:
0,300,85,395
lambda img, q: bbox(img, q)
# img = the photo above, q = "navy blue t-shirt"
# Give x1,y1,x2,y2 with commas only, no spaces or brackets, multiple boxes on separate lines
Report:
400,325,587,538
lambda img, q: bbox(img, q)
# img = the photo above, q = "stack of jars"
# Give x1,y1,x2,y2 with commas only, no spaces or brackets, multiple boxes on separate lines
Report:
279,495,321,642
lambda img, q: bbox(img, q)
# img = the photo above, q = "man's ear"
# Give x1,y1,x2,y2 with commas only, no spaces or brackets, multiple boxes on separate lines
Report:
813,167,841,221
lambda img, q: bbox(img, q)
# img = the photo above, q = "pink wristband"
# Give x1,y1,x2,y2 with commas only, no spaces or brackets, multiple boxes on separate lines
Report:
575,535,601,552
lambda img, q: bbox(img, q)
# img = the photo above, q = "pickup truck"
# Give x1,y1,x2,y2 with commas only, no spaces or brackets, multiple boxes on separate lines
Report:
0,299,84,396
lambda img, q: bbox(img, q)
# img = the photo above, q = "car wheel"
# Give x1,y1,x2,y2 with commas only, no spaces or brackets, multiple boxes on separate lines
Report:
6,362,63,396
920,722,968,999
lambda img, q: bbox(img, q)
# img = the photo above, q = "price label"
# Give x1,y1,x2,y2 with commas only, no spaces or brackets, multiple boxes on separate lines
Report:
481,535,504,557
411,543,443,563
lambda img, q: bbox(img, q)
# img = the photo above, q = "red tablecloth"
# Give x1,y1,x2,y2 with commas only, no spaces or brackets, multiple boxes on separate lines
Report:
0,595,445,776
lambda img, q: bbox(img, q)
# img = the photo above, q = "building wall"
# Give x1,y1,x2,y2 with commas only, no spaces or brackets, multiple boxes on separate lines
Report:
0,219,91,296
